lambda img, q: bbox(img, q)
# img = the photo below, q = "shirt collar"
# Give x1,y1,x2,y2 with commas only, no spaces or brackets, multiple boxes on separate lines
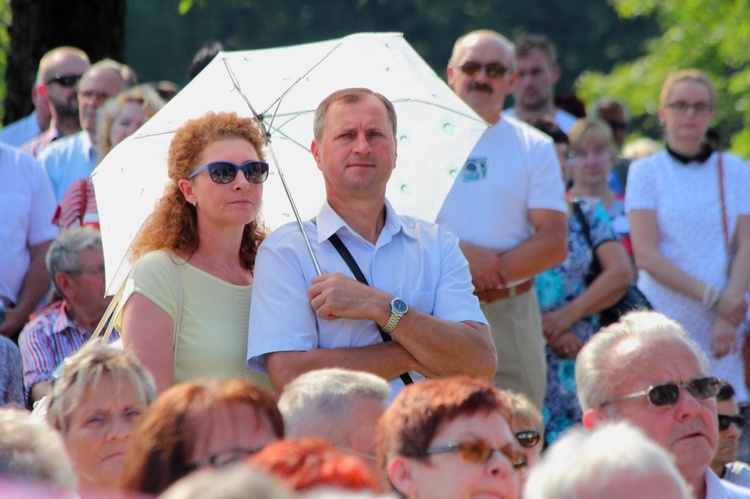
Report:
52,301,79,335
666,143,714,164
315,198,412,245
80,130,97,161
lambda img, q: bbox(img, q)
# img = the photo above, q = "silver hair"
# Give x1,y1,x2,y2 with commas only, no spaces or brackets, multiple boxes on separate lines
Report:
46,344,156,434
576,311,710,413
0,408,77,491
278,368,391,446
81,58,136,90
523,422,691,499
46,226,102,297
160,465,296,499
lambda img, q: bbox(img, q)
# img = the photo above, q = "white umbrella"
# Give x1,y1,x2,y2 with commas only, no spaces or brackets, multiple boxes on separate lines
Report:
93,32,488,295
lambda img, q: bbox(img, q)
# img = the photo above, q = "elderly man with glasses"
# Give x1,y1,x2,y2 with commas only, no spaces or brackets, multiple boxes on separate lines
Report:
576,311,750,499
19,227,117,406
437,30,567,410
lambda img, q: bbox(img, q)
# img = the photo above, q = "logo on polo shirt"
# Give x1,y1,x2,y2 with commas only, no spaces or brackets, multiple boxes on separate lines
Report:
461,158,487,182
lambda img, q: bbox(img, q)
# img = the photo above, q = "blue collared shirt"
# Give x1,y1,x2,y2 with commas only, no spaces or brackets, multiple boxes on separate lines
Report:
247,199,486,396
38,130,98,203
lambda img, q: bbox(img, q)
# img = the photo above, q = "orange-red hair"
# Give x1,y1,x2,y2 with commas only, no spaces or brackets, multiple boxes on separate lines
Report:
249,437,378,493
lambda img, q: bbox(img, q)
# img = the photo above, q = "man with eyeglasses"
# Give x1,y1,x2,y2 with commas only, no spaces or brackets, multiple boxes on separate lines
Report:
710,381,750,487
504,33,578,133
19,227,116,406
576,311,750,498
438,30,567,410
38,59,134,203
21,46,90,157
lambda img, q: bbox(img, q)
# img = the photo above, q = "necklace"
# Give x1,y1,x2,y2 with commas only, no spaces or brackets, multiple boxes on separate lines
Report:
197,253,246,286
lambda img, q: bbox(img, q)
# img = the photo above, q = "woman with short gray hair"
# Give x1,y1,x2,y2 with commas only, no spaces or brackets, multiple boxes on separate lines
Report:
46,343,156,496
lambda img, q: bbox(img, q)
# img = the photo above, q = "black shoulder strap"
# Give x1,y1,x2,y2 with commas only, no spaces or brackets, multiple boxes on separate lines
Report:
313,220,414,385
572,199,593,248
328,234,369,285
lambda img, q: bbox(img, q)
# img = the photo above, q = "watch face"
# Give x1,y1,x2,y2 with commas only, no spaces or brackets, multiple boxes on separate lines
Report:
392,298,408,314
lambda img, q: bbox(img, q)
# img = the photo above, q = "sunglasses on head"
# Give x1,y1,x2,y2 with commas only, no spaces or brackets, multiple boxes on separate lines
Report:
601,376,721,408
516,430,541,448
45,74,82,88
425,440,528,471
188,160,269,184
718,414,745,431
458,61,509,78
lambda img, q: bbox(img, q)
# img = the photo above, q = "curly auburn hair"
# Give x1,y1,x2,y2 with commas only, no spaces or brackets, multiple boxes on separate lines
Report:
128,111,267,271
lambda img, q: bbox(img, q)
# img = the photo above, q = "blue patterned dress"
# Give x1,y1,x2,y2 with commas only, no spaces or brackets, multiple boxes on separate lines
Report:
534,197,617,444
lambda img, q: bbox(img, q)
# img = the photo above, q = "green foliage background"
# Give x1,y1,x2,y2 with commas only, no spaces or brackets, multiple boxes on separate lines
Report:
0,0,11,122
3,0,748,155
578,0,750,155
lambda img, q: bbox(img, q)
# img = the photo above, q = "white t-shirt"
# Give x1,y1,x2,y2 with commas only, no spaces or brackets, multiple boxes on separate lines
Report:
503,107,578,133
0,144,58,303
436,115,567,251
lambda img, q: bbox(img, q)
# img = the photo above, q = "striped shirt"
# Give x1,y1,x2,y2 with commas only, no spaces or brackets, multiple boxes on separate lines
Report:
18,301,119,403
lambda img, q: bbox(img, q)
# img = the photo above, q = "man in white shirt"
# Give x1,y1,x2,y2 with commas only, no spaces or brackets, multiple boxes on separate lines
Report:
577,311,750,498
248,88,496,396
438,30,567,408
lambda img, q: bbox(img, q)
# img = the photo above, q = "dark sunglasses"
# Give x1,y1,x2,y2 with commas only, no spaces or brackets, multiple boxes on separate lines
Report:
45,73,82,88
516,430,541,448
458,61,509,78
188,160,269,184
183,446,262,473
718,414,745,431
425,440,527,471
601,376,721,408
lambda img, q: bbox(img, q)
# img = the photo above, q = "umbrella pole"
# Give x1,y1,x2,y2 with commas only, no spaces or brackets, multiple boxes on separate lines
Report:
220,58,322,275
267,145,322,276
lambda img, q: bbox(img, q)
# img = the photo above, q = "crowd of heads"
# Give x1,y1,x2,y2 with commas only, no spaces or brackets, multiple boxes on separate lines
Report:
0,27,746,499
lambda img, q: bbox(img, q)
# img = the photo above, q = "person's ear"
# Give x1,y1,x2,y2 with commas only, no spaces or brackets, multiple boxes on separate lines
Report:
446,64,456,88
178,178,195,205
387,455,417,497
311,139,323,172
582,408,612,430
55,272,73,299
551,63,561,85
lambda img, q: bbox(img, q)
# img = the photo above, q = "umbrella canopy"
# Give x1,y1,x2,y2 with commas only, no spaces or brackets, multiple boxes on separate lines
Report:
93,32,488,295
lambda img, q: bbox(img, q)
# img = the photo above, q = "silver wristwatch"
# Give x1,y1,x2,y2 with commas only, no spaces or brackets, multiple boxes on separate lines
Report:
382,298,408,334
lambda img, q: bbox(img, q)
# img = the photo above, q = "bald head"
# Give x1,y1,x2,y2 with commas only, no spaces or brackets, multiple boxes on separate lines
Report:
450,30,515,70
448,30,517,124
38,47,90,85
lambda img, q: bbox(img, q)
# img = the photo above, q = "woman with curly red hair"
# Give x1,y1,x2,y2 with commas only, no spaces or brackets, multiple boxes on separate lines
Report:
117,111,271,393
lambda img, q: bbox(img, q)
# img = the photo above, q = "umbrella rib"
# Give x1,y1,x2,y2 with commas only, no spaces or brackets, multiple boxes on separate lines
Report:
221,57,323,276
260,41,345,133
